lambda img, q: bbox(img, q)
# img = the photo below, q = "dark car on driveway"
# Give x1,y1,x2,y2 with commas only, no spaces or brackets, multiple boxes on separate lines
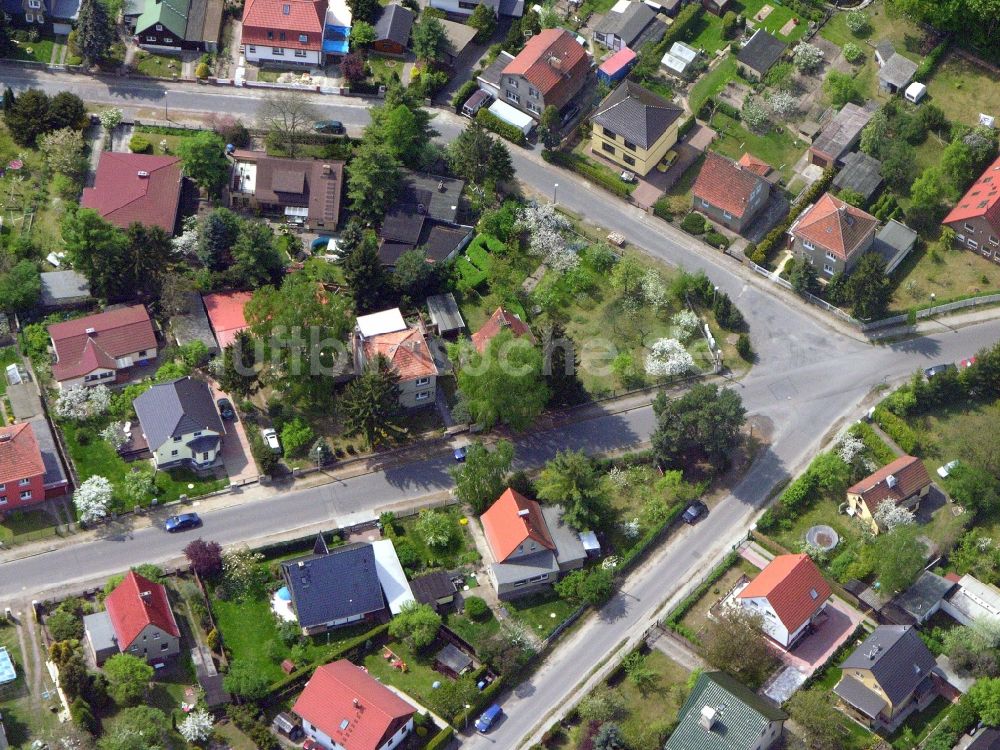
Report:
165,513,201,533
216,397,235,420
682,501,708,524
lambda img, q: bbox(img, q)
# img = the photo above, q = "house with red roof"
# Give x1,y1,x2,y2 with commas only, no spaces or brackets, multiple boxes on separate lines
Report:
499,28,589,120
353,309,437,409
202,291,253,350
48,304,158,389
789,192,878,278
480,488,586,599
470,307,535,355
293,659,416,750
85,570,181,665
0,423,46,510
847,455,932,534
692,152,772,235
241,0,327,67
81,153,182,234
942,154,1000,260
737,553,831,648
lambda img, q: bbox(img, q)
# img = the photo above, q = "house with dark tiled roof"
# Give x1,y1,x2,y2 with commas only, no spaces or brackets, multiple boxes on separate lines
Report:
834,625,938,731
471,307,535,354
789,192,878,277
372,4,413,54
85,570,181,665
665,671,786,750
942,154,1000,260
846,455,932,534
593,0,666,52
736,553,831,648
281,539,387,635
499,29,589,120
353,309,438,409
240,0,326,66
2,0,79,35
48,304,158,389
376,172,472,267
134,0,223,50
736,28,787,79
692,152,771,235
480,488,585,599
133,377,226,470
293,659,416,750
590,80,683,176
81,153,182,234
0,423,47,511
833,151,884,204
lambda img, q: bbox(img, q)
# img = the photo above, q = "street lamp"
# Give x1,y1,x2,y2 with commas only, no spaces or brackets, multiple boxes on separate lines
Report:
713,285,719,304
164,90,169,123
553,183,559,204
464,704,472,730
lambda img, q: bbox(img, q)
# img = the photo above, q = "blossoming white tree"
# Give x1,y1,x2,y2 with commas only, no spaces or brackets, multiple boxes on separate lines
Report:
793,42,824,73
178,709,213,743
671,310,699,342
101,421,129,450
769,91,797,119
75,476,113,524
516,203,578,272
55,385,111,421
873,500,915,531
645,338,695,377
641,269,668,310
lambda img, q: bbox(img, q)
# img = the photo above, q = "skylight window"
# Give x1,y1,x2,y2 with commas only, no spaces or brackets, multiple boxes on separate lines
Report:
282,3,290,13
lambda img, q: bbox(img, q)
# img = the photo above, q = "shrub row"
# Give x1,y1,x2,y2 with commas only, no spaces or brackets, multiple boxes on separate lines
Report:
451,80,480,113
873,405,920,454
750,167,835,265
475,108,528,146
851,422,897,466
426,726,455,750
714,98,741,121
653,197,673,221
756,469,820,532
915,40,949,82
797,623,867,692
618,501,687,573
704,230,730,249
678,115,697,138
455,256,488,290
135,124,199,136
647,3,701,61
541,150,631,198
663,550,740,641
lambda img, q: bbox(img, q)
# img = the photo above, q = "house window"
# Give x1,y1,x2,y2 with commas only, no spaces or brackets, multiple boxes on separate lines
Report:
956,234,966,243
26,11,33,20
248,45,256,52
267,30,273,39
529,87,539,98
161,642,169,651
415,391,430,401
506,91,520,104
825,251,837,261
152,632,160,640
803,239,815,251
171,450,179,456
295,49,306,57
602,142,615,155
0,484,5,491
506,77,518,88
19,478,30,486
202,452,210,460
529,574,548,582
602,126,615,138
526,101,540,114
965,222,976,233
622,139,635,151
991,236,999,246
0,497,7,505
20,491,31,500
458,0,478,7
173,436,181,442
969,239,979,249
623,154,635,166
101,371,113,379
273,47,284,55
513,580,528,587
723,210,732,220
155,23,162,29
823,264,834,275
298,34,308,42
28,0,41,7
279,31,286,40
415,377,430,386
700,198,709,208
164,37,173,43
145,35,156,41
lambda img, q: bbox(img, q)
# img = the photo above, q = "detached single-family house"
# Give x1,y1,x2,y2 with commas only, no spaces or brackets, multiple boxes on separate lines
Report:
788,192,878,277
942,154,1000,259
692,152,771,235
39,271,92,310
86,571,182,665
280,538,387,635
293,659,416,750
736,553,831,649
240,0,326,66
81,153,182,234
590,80,684,177
354,309,438,409
846,454,932,534
736,28,787,79
377,172,472,267
372,3,413,55
229,152,344,232
808,101,879,168
134,0,223,51
593,0,666,52
499,28,589,120
48,304,158,389
0,423,47,511
875,42,918,94
480,487,585,599
665,671,786,750
2,0,80,33
132,376,226,471
834,625,938,731
471,306,535,354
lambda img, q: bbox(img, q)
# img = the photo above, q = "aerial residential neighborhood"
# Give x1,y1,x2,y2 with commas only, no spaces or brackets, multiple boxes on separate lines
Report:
2,0,1000,748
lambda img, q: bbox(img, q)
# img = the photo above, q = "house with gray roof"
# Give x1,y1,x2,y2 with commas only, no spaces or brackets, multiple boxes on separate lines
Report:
280,537,387,635
665,671,786,750
834,625,938,731
2,0,79,35
426,293,465,335
373,4,414,55
591,80,684,176
736,28,787,79
39,271,92,310
809,101,879,168
593,0,666,52
833,151,884,204
133,376,225,470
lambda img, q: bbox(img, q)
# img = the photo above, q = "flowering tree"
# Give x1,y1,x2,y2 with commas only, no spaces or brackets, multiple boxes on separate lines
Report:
769,91,798,119
846,10,869,34
873,500,915,531
56,385,111,421
641,269,668,310
415,509,453,548
75,476,112,524
645,338,695,377
172,215,200,258
89,384,111,415
621,518,640,539
842,42,864,64
741,98,769,131
99,107,123,129
178,709,213,743
517,203,578,272
221,546,266,600
671,310,699,342
793,42,824,73
837,431,865,464
101,421,129,450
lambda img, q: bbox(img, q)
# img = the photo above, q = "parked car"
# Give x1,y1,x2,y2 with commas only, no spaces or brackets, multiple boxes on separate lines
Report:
682,500,708,524
165,513,201,532
937,460,959,478
313,120,345,134
656,149,679,172
560,104,580,125
475,704,502,733
959,356,977,369
216,397,235,420
453,446,468,462
303,739,321,750
924,363,957,378
261,428,282,454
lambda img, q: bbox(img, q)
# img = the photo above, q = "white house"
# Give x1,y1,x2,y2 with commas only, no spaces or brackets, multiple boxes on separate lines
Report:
133,377,226,470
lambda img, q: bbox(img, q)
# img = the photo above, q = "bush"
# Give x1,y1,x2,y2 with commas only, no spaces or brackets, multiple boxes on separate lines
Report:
736,333,753,362
464,596,490,620
541,150,631,198
720,10,739,39
678,116,696,137
128,134,153,154
195,62,210,79
653,197,673,221
704,231,729,249
915,40,949,81
451,80,479,113
681,212,706,234
475,108,527,146
842,42,864,64
248,428,280,476
873,406,920,453
665,551,739,631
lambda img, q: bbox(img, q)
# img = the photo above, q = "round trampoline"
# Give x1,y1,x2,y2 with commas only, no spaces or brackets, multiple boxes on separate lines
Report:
805,525,839,551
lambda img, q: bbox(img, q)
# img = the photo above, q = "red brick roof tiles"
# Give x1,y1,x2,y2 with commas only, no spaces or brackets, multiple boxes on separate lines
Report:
49,305,157,382
480,488,555,563
0,423,45,487
738,553,831,633
241,0,326,50
737,153,772,176
471,307,535,354
363,327,437,381
692,152,768,219
81,153,182,233
502,28,589,104
791,192,878,260
848,455,932,511
943,154,1000,230
105,571,180,650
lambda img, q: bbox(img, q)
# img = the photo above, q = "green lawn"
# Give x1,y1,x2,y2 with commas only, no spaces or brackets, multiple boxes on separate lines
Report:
686,12,730,56
133,50,182,78
678,557,758,638
924,53,1000,128
390,508,479,573
0,509,60,545
820,1,923,57
505,590,579,639
362,640,447,707
689,56,737,116
6,37,55,63
736,0,809,41
612,649,689,745
709,111,806,183
888,697,951,750
443,610,501,654
368,54,405,87
132,131,186,156
0,347,19,396
889,242,1000,313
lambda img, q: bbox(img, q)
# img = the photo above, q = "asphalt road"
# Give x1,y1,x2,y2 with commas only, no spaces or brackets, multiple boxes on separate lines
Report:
3,63,1000,746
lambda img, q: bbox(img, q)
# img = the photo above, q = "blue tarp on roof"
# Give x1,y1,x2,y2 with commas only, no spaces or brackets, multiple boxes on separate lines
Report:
324,25,350,55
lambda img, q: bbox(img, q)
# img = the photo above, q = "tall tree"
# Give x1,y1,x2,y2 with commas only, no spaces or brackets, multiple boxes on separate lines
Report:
449,440,514,513
257,90,319,158
703,608,777,689
377,103,431,168
61,208,130,300
651,383,746,471
0,260,42,313
4,88,50,146
393,249,437,303
349,20,377,49
388,602,442,650
467,2,496,42
542,323,588,407
342,232,394,314
844,252,890,320
347,0,380,23
47,92,87,131
447,122,514,187
104,654,154,707
216,330,260,398
346,140,402,222
98,706,171,750
341,354,406,448
197,208,242,270
411,14,447,62
536,449,611,530
228,220,286,288
123,222,173,299
787,690,842,750
176,131,229,196
38,128,88,181
76,0,114,65
875,525,926,594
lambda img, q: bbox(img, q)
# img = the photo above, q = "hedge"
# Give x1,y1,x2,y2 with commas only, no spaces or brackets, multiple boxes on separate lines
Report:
455,256,488,289
128,135,152,154
756,464,821,532
704,231,729,249
618,501,686,572
681,212,706,234
541,150,632,198
451,674,505,728
466,234,503,271
647,3,701,62
426,726,455,750
851,422,897,467
653,197,673,221
451,80,480,113
678,115,697,138
756,167,836,264
873,405,920,454
475,108,527,146
663,550,740,641
915,40,949,82
714,98,741,120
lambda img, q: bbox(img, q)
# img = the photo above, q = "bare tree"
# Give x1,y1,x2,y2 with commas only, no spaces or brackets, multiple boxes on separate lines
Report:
257,90,320,158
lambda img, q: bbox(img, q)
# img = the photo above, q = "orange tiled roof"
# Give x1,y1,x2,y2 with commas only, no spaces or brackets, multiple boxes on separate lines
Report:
737,153,772,176
480,488,555,563
0,423,45,486
363,327,437,382
738,553,831,633
241,0,326,50
471,307,535,354
692,152,768,220
943,154,1000,230
791,192,878,260
848,455,931,511
502,28,589,101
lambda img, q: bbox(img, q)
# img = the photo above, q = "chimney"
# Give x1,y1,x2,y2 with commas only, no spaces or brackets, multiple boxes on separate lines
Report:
353,698,361,709
139,590,152,604
323,164,331,175
886,474,897,489
0,432,12,443
85,327,96,334
549,55,562,69
699,706,717,732
137,170,149,178
517,508,530,517
417,203,426,214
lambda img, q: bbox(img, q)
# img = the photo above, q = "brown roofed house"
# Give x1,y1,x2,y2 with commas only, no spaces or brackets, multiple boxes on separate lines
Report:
847,455,932,534
808,101,879,168
81,153,182,234
789,192,878,278
692,152,771,235
229,151,344,231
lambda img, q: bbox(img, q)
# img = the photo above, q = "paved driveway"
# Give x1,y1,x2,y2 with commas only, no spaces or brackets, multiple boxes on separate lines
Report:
208,380,257,484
